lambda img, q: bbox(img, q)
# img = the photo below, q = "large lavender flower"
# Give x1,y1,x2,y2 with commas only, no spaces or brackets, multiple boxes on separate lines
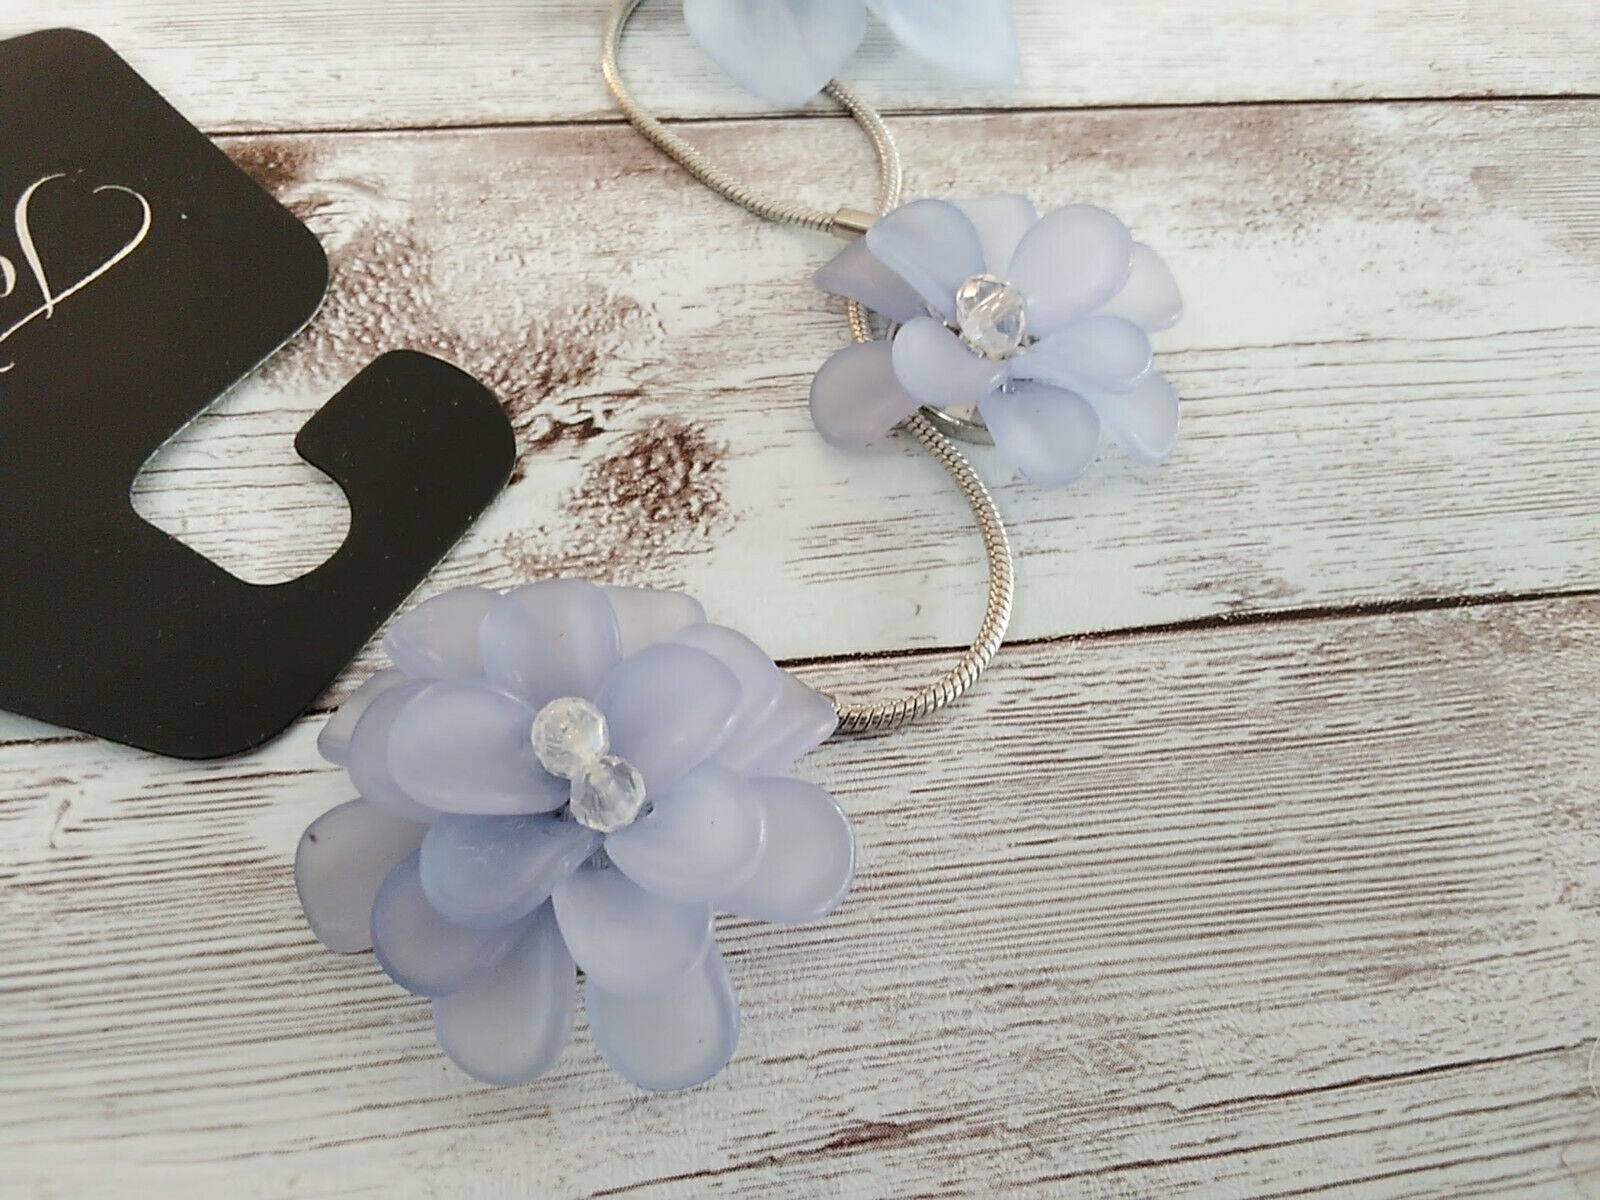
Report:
811,195,1184,487
295,581,853,1092
684,0,1021,107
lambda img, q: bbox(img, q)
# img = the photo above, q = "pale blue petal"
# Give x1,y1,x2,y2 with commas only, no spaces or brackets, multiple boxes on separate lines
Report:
866,0,1022,86
810,340,922,448
597,643,742,793
551,864,712,997
951,194,1037,276
386,682,566,815
370,851,527,996
978,381,1102,487
344,681,437,823
383,587,498,681
587,944,739,1092
432,905,577,1086
606,765,767,902
295,800,427,953
865,198,986,320
666,624,785,746
684,0,866,107
814,237,927,325
1012,315,1152,394
420,813,599,929
1083,370,1181,466
479,579,622,708
1007,204,1134,337
715,672,838,775
601,585,706,660
1095,242,1182,332
891,315,1006,409
717,778,855,924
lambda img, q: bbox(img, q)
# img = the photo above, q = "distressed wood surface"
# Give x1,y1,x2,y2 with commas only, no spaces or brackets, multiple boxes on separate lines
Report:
4,1,1599,132
3,3,1600,1197
4,598,1600,1197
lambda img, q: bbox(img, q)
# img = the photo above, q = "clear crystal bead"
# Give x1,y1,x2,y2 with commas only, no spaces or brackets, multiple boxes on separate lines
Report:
569,755,648,833
530,696,609,780
955,273,1028,358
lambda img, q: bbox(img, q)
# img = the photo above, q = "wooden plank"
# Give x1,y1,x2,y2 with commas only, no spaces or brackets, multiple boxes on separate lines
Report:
4,1,1599,132
3,595,1598,1197
93,100,1599,680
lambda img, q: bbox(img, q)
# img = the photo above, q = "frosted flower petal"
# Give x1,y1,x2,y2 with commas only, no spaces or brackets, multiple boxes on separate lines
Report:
978,382,1101,487
432,905,577,1086
371,852,528,996
814,237,927,325
683,0,866,108
865,0,1022,86
479,579,621,708
1013,315,1153,395
891,315,1006,409
419,813,599,930
865,198,986,320
587,944,739,1093
1096,242,1183,333
387,682,565,816
597,643,741,794
809,340,923,449
295,799,426,953
383,587,497,681
317,668,408,766
1007,204,1134,337
952,194,1037,277
1083,370,1182,466
716,673,838,776
552,864,713,997
344,681,436,823
606,765,768,902
602,586,706,659
717,778,855,924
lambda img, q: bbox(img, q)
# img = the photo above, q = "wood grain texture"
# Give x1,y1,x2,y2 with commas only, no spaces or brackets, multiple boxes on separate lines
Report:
96,101,1600,680
4,1,1599,132
4,597,1599,1197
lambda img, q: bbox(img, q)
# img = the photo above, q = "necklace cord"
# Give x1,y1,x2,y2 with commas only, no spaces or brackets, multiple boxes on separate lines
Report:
601,0,1014,734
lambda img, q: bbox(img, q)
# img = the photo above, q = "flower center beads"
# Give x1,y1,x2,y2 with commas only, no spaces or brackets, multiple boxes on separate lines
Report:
954,273,1028,359
530,696,647,833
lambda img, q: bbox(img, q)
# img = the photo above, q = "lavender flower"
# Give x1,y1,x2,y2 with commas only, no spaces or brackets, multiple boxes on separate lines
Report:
296,581,853,1091
810,195,1184,486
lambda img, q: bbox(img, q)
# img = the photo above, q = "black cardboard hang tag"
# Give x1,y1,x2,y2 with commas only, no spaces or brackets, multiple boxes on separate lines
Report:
0,30,516,758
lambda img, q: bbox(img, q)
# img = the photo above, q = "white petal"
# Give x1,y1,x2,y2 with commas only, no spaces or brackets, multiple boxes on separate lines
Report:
551,865,712,997
586,944,740,1093
1007,204,1134,337
809,340,922,449
952,194,1037,276
432,905,577,1086
479,579,622,708
597,643,741,793
420,813,599,929
295,800,427,953
717,778,855,924
386,682,566,815
891,315,1006,409
684,0,866,107
383,587,498,681
866,0,1022,86
716,672,838,775
865,198,986,320
370,852,526,996
317,668,408,766
1096,242,1182,332
1012,316,1153,394
344,681,437,823
978,382,1102,488
606,765,768,902
601,586,706,659
814,237,926,325
666,624,784,746
1084,370,1182,466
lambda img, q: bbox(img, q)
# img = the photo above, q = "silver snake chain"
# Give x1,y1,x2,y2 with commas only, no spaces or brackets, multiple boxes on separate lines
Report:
601,0,1014,735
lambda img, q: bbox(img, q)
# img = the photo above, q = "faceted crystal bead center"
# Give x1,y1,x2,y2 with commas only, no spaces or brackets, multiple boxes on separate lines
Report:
530,696,648,833
954,273,1028,359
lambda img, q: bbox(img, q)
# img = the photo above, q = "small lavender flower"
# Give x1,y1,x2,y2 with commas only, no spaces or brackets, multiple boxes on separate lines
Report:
296,581,852,1092
811,195,1184,486
685,0,1021,108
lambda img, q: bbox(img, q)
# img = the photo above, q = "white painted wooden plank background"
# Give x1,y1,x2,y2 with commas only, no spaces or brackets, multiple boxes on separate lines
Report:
2,2,1599,1197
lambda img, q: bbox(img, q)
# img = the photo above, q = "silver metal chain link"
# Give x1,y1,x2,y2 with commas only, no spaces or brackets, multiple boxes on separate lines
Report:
602,0,1014,735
